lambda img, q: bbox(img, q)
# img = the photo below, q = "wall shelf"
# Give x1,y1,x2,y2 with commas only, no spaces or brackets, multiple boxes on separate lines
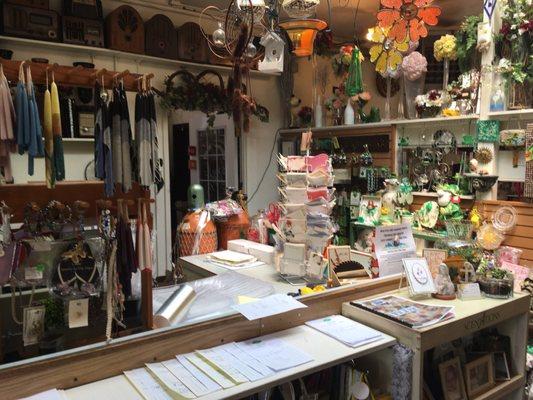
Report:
0,35,279,78
395,115,479,125
488,109,533,119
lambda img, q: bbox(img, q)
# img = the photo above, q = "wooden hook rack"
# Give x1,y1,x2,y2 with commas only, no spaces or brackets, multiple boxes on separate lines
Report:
0,59,149,92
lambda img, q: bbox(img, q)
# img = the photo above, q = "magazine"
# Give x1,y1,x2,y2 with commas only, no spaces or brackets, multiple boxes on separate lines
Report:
352,295,455,329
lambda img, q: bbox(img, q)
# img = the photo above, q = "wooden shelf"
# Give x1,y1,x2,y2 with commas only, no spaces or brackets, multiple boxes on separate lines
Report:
488,109,533,119
0,35,279,78
395,114,479,125
412,191,475,200
471,374,525,400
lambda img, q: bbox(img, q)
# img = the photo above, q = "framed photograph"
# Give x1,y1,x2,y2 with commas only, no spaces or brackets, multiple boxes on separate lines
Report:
358,196,381,225
403,258,436,296
492,351,510,381
438,357,467,400
423,248,448,278
465,355,494,397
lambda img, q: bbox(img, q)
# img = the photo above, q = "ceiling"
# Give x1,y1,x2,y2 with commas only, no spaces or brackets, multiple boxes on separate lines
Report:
178,0,484,39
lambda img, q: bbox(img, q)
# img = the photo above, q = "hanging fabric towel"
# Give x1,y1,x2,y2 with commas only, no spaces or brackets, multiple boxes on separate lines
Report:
15,63,29,155
524,123,533,198
134,88,151,187
43,81,54,188
119,81,133,193
148,91,164,192
0,64,16,183
26,68,44,176
94,80,114,197
51,80,65,181
111,84,123,188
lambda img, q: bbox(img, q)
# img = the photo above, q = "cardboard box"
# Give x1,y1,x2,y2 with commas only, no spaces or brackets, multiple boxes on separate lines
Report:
227,239,275,264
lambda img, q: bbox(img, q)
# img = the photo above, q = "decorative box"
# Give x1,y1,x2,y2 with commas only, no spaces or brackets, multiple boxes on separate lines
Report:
476,120,500,143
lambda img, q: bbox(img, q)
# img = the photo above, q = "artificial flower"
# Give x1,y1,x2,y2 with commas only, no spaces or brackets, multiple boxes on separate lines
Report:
377,0,441,43
434,34,457,61
401,51,427,81
369,25,408,75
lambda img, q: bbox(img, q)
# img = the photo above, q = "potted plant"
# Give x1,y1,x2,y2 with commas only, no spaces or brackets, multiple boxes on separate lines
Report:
415,90,447,118
455,15,483,74
477,264,514,299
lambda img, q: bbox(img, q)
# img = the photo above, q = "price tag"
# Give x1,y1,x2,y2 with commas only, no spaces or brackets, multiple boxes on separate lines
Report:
458,283,482,300
68,298,89,328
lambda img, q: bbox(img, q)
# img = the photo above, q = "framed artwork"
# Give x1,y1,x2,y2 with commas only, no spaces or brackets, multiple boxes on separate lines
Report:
403,258,436,296
464,355,494,397
438,357,467,400
492,352,510,381
358,196,381,225
423,248,448,278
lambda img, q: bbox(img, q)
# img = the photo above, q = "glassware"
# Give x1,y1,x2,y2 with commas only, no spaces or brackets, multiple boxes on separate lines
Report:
442,58,450,90
404,73,425,119
489,72,507,112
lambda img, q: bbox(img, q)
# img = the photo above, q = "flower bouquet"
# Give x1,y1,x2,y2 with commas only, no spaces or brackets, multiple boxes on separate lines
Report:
477,262,514,299
332,45,359,77
402,51,427,118
325,87,347,125
298,106,314,127
415,90,447,118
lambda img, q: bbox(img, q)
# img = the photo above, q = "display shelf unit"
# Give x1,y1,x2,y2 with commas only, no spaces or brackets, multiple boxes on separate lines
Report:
342,289,530,400
0,35,279,78
395,114,479,125
488,109,533,119
63,325,396,400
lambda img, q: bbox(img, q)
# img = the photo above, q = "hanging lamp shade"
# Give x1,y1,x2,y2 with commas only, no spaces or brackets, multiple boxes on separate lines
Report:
279,19,327,57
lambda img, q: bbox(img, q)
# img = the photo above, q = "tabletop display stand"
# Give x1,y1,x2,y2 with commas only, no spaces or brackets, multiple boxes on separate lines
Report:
342,289,529,400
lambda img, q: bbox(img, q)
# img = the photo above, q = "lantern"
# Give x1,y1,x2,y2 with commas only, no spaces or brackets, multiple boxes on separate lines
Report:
279,19,327,57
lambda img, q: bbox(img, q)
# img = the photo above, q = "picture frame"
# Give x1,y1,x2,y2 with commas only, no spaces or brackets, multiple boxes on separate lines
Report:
423,248,448,278
464,355,494,397
438,356,467,400
358,195,381,225
492,351,511,381
403,258,436,296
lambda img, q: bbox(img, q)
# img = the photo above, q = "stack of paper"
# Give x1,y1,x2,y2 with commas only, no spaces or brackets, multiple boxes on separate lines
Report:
231,293,307,321
305,315,383,348
22,389,68,400
207,250,262,269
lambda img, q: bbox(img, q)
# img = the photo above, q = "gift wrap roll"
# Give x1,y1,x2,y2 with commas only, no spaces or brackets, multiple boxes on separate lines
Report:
153,285,196,328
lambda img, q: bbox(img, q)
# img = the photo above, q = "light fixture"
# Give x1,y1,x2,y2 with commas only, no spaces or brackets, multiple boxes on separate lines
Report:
282,0,320,19
213,22,226,48
237,0,266,22
279,19,327,57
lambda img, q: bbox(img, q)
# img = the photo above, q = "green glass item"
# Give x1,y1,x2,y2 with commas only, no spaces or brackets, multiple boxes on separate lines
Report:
461,135,474,146
345,47,364,97
187,184,205,210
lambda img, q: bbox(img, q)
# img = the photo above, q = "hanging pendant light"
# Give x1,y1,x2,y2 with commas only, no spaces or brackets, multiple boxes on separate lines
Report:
213,22,226,48
282,0,321,19
279,19,327,57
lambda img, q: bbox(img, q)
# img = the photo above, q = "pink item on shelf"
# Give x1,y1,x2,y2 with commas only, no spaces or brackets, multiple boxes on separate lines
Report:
501,261,530,292
286,156,307,172
496,246,523,266
305,154,329,172
307,187,329,201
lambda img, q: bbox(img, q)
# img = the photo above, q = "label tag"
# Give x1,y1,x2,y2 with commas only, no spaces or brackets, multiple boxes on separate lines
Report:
23,306,45,346
68,298,89,328
458,283,482,300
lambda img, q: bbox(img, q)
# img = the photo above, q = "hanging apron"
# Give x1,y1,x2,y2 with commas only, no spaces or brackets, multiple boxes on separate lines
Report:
51,80,65,181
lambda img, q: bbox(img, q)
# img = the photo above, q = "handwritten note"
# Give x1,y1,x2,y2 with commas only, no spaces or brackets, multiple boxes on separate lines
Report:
145,363,195,399
231,293,307,320
197,346,262,383
175,355,221,393
124,368,173,400
236,338,313,372
184,353,235,389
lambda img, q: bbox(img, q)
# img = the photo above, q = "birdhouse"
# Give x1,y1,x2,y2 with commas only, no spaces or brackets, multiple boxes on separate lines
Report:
258,31,284,73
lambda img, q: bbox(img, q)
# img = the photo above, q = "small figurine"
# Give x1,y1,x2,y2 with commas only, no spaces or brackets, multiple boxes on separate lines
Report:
433,263,456,300
460,261,476,283
354,228,373,253
469,158,479,173
381,178,400,218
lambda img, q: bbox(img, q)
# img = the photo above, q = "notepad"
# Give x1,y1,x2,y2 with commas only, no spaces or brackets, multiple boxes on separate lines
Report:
232,293,307,320
197,346,262,383
184,353,235,389
218,342,274,378
175,355,221,394
124,368,173,400
236,338,313,372
145,363,195,399
162,359,216,397
305,315,383,348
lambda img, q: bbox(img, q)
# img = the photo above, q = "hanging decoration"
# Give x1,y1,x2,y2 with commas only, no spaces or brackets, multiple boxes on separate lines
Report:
345,47,364,96
377,0,441,43
369,26,408,76
279,19,327,57
258,31,285,73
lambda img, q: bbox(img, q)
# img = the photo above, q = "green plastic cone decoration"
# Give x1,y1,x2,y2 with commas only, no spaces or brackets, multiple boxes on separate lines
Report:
345,47,363,97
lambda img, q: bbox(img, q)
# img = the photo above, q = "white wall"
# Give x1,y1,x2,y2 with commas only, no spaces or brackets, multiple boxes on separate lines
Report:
3,0,283,275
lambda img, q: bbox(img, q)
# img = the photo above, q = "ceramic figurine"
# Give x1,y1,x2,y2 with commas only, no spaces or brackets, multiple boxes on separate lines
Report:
433,263,456,300
381,178,400,218
461,261,476,283
469,158,479,173
436,186,463,222
354,228,373,253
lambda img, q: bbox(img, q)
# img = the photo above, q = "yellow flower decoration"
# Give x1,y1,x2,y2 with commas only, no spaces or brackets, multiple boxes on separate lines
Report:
434,34,457,62
369,26,408,75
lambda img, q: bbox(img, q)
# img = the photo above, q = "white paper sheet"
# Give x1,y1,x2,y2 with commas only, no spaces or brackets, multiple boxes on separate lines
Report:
22,389,66,400
176,355,221,394
236,338,313,372
218,342,274,378
184,353,235,389
162,359,216,397
145,363,195,399
375,224,417,276
197,346,262,383
124,368,173,400
231,293,307,320
305,315,383,347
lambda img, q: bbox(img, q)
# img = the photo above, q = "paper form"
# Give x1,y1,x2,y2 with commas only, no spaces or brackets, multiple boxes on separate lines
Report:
236,338,313,372
145,363,195,399
219,342,274,378
124,368,173,400
162,359,216,397
22,389,66,400
184,353,235,389
197,346,262,382
176,355,222,393
231,293,307,320
305,315,383,347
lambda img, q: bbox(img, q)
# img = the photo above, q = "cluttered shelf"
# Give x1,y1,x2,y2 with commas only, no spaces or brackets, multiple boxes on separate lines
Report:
0,35,280,78
471,375,525,400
